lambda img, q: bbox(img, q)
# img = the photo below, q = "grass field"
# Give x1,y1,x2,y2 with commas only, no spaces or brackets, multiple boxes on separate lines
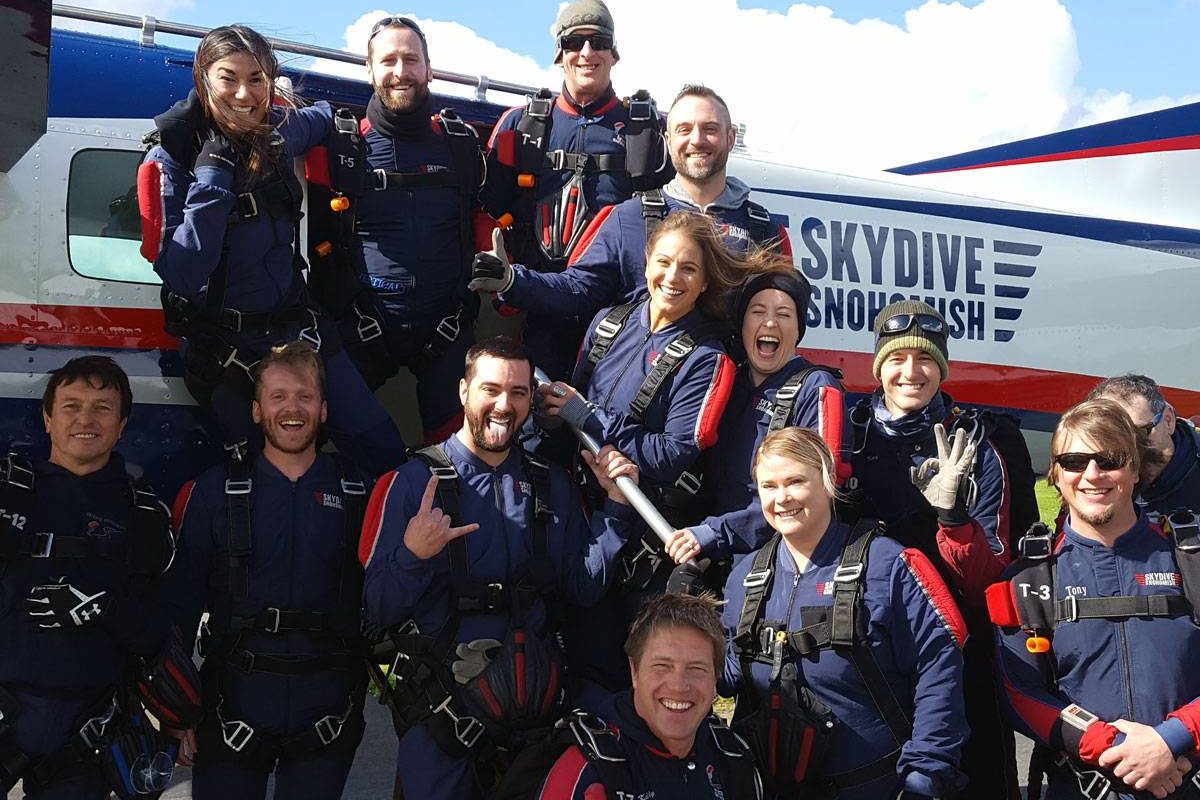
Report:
1034,479,1061,525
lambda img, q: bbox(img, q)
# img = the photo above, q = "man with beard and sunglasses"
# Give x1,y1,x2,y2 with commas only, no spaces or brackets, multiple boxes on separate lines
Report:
307,15,485,446
167,341,374,799
475,0,671,381
472,84,790,340
989,399,1200,800
359,336,639,800
845,299,1038,800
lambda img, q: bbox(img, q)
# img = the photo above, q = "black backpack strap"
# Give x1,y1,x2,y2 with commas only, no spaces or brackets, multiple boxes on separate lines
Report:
622,90,669,191
744,200,775,246
768,365,844,434
1161,510,1200,626
829,519,911,747
411,445,467,579
640,188,669,243
732,535,781,666
580,300,641,392
327,107,367,199
224,453,254,603
127,477,175,577
0,453,36,557
436,109,484,282
1010,523,1058,633
515,89,553,177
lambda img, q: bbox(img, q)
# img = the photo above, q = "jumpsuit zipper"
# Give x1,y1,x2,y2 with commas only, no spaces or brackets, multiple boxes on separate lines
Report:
602,327,654,409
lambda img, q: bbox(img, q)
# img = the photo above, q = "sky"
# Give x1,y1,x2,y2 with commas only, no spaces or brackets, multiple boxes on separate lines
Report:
58,0,1200,173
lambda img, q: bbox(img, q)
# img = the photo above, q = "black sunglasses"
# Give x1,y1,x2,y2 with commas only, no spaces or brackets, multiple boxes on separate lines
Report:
1135,407,1165,438
1053,451,1128,473
369,15,427,43
877,313,948,341
559,33,614,52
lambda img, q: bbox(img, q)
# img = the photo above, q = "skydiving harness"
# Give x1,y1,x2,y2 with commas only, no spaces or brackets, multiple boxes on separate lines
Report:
638,189,776,247
577,299,724,582
986,514,1200,800
308,107,482,379
375,445,562,758
766,365,845,435
509,88,669,267
0,453,185,797
201,451,369,762
731,520,912,794
140,128,318,401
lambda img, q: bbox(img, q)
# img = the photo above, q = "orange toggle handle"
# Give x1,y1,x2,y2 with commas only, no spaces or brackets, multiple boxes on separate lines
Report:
315,241,333,258
517,174,535,188
495,213,514,229
1026,635,1051,654
330,196,351,212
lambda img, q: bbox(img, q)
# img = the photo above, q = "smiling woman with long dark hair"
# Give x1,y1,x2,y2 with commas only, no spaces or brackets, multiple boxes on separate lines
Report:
139,24,405,475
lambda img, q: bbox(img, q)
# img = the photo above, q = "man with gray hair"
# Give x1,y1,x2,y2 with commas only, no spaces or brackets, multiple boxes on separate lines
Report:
1089,373,1200,515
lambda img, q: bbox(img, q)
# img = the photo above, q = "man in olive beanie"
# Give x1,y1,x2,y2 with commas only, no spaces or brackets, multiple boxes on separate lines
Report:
847,296,1036,800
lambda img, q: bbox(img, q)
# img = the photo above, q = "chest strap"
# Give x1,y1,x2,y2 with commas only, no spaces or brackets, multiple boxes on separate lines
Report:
768,366,844,434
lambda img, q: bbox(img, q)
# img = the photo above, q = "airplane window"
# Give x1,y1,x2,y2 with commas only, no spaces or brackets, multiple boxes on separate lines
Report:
67,149,161,285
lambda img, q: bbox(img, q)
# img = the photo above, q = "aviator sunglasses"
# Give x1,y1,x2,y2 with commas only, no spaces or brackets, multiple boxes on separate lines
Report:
875,313,948,344
369,16,427,43
559,33,614,52
1136,407,1165,438
1052,452,1128,473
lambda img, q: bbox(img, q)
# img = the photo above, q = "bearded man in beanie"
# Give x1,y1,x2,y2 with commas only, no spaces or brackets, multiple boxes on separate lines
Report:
846,299,1036,800
477,0,671,380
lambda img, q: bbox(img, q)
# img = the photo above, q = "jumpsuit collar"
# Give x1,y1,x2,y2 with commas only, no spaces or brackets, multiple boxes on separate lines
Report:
556,84,619,117
870,389,949,441
366,92,434,141
1061,509,1154,550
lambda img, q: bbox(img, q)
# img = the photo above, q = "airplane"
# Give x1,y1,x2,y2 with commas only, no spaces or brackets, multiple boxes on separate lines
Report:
2,1,1196,498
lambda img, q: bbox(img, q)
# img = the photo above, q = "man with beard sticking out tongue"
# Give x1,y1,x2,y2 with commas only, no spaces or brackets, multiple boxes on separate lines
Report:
310,15,485,446
360,336,640,800
167,341,375,799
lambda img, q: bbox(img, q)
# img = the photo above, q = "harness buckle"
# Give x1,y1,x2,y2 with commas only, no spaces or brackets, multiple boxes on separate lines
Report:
219,346,258,376
341,479,367,496
1019,533,1053,560
263,607,282,634
628,98,653,122
1074,767,1112,800
545,149,567,171
429,465,457,481
1061,593,1079,624
834,563,864,583
30,532,54,558
746,205,772,224
641,193,667,213
314,712,345,746
673,470,702,495
4,455,34,490
1165,509,1200,551
434,312,461,344
743,568,771,589
595,316,623,342
224,479,252,496
298,314,323,352
758,625,777,655
220,308,244,332
774,383,800,403
528,95,553,119
221,718,255,753
78,698,117,750
663,338,692,360
234,192,259,220
372,169,388,190
355,309,383,343
452,713,485,749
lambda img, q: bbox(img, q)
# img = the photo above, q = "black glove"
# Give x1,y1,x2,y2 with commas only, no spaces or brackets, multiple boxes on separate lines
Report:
194,129,238,174
468,228,514,293
25,580,110,629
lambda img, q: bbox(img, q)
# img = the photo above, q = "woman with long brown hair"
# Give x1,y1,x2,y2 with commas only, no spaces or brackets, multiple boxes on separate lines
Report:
140,24,405,476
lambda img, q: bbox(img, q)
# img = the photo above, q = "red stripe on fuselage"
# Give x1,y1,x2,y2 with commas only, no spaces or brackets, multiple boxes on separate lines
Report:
0,303,176,350
920,134,1200,175
798,347,1200,418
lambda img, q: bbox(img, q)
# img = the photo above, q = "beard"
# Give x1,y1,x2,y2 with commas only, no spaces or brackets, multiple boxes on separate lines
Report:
374,78,431,114
1075,504,1117,529
262,415,319,455
465,405,517,453
672,148,730,182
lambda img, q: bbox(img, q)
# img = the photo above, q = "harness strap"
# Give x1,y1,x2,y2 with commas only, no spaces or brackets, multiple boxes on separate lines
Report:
543,151,625,173
1054,593,1190,623
628,333,700,423
224,454,253,603
767,366,844,434
370,169,463,191
228,608,335,634
639,188,670,242
224,649,359,676
580,300,640,393
744,201,775,246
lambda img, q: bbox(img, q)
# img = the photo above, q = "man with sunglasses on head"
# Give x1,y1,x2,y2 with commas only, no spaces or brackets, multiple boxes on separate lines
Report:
989,399,1200,800
1088,374,1200,518
846,299,1037,800
306,15,485,446
476,0,671,380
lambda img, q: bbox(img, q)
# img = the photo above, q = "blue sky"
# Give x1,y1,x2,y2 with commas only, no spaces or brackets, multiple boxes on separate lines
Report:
77,0,1198,170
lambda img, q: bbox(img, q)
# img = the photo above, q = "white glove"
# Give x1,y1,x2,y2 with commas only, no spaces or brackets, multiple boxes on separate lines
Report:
451,638,503,684
910,423,977,524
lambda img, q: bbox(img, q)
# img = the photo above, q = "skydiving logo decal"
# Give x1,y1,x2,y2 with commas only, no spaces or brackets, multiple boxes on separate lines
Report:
314,492,344,511
793,218,1041,343
1137,572,1181,588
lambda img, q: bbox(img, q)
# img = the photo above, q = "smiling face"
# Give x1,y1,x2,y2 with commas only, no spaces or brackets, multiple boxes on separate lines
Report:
1054,430,1138,540
367,26,432,114
667,94,736,183
44,378,127,476
755,452,833,545
742,288,800,384
879,348,942,417
629,624,717,758
644,230,708,330
459,355,532,456
204,52,270,133
252,363,326,457
560,28,616,102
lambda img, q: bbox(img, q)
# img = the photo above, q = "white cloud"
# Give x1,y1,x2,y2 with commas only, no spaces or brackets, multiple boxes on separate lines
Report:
309,1,1191,174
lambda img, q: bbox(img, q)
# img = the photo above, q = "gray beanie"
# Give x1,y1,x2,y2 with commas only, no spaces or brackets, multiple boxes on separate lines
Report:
872,300,949,380
554,0,619,63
